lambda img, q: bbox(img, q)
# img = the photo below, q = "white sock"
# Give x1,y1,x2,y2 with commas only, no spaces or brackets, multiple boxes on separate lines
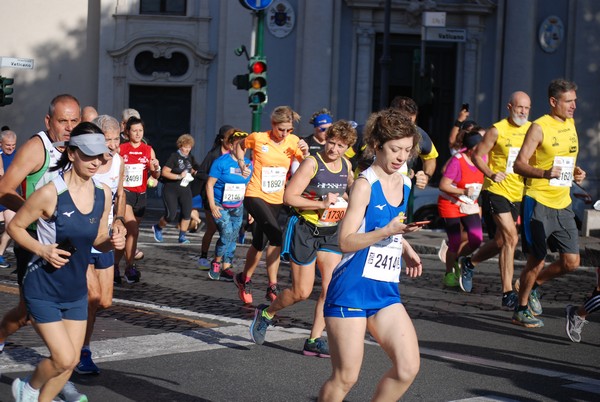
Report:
23,381,40,397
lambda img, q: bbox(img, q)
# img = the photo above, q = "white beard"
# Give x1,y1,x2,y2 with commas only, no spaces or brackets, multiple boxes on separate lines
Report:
511,113,529,127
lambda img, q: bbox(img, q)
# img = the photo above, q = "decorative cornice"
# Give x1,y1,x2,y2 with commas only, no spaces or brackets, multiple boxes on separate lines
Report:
108,37,214,62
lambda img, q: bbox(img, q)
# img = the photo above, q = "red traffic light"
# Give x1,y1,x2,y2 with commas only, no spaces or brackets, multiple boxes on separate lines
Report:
252,61,267,74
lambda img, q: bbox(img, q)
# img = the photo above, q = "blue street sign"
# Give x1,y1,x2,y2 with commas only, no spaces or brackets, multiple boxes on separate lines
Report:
242,0,273,11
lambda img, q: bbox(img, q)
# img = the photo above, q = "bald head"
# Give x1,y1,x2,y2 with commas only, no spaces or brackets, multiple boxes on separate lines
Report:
507,91,531,126
82,106,99,123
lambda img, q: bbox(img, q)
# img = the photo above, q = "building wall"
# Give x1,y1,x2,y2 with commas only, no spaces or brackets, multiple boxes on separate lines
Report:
1,0,599,197
0,0,97,141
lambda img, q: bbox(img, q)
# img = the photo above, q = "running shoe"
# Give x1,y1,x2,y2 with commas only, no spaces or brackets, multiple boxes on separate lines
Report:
178,235,191,244
208,261,221,280
266,283,280,302
0,255,11,269
75,347,100,375
12,377,39,402
512,309,544,328
220,267,235,282
443,271,459,287
124,265,140,284
58,381,88,402
234,272,253,304
529,288,543,316
198,257,211,271
565,304,588,343
501,291,518,310
134,249,144,260
514,279,543,315
458,256,474,293
249,304,272,345
302,337,330,358
152,224,163,242
113,267,122,285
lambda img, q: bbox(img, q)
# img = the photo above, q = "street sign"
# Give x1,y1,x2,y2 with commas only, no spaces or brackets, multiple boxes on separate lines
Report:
425,28,466,42
0,57,34,69
241,0,273,11
422,12,446,27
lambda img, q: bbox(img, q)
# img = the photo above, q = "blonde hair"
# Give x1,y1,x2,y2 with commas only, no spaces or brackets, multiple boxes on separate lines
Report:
176,134,195,148
271,106,300,125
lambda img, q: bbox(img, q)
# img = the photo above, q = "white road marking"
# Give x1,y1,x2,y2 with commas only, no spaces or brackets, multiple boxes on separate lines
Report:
0,298,309,374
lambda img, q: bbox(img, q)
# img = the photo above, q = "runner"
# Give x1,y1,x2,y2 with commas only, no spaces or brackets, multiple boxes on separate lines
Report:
205,129,253,281
249,120,356,357
116,117,161,284
318,108,424,401
233,106,309,304
512,79,585,327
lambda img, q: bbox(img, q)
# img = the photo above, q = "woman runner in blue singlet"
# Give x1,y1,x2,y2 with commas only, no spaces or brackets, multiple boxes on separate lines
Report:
318,109,424,402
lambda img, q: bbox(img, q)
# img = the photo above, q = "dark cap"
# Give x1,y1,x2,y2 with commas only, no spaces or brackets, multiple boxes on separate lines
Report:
460,120,477,130
463,131,483,150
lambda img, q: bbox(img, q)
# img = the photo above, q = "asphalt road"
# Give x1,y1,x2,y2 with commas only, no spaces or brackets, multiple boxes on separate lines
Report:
0,207,598,401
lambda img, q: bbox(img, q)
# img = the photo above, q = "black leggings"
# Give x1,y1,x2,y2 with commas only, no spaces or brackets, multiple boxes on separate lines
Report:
244,196,283,251
162,183,192,222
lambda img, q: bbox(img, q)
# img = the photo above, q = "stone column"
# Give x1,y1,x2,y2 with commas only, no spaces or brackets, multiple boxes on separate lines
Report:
354,26,375,124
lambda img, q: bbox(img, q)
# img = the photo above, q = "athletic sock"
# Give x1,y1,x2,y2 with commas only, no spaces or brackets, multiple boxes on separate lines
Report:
262,309,274,320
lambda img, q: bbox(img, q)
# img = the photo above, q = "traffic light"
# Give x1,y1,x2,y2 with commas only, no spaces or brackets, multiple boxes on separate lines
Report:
0,76,14,107
248,57,267,107
232,73,250,90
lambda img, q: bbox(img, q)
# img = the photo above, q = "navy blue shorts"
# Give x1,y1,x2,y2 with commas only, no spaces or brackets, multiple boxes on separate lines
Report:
89,250,114,269
25,294,88,324
324,303,383,318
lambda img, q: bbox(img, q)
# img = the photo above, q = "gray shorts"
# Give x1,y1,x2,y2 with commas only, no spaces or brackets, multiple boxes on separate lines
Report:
281,216,341,266
522,195,579,260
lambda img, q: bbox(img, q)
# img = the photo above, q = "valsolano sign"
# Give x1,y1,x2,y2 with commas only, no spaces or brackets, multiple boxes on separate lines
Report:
425,28,466,42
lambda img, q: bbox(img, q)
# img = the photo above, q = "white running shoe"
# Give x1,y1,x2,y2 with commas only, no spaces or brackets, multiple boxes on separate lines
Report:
57,381,88,402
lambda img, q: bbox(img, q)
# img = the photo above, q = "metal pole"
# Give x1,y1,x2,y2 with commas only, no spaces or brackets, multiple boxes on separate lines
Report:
251,10,265,133
379,0,392,110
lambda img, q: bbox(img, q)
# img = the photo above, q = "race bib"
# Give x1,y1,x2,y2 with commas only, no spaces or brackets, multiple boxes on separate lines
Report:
223,183,246,203
505,147,520,174
319,198,348,224
362,234,403,283
549,156,574,187
261,167,287,193
464,183,482,201
123,164,144,187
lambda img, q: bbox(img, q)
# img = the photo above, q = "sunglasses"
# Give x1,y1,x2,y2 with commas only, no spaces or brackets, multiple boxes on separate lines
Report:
318,126,328,132
232,131,249,138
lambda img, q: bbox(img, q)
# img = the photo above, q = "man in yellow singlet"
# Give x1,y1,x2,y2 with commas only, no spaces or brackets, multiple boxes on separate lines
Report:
459,91,531,308
512,79,585,328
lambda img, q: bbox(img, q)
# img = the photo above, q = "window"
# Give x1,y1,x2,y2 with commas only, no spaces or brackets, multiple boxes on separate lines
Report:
134,51,189,77
140,0,186,16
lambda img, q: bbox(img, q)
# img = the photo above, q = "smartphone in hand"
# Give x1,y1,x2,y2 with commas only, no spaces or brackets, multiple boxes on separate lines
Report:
57,238,77,255
407,220,431,227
